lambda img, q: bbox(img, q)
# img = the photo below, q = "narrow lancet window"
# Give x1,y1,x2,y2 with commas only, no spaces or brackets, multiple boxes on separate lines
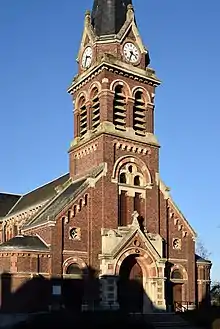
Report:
133,91,146,135
113,85,126,131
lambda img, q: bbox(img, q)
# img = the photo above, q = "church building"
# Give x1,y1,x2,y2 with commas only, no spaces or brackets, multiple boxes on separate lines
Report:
0,0,211,313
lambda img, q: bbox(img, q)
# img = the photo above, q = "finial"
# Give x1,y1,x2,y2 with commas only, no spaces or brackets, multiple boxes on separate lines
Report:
85,10,91,17
85,10,91,25
127,4,134,21
131,211,140,228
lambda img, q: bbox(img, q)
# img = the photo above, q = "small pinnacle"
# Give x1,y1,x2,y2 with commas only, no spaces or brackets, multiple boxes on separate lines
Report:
127,4,134,11
85,10,90,17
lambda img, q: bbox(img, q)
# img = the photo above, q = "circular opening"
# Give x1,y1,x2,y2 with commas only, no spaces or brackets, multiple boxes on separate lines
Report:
128,165,133,173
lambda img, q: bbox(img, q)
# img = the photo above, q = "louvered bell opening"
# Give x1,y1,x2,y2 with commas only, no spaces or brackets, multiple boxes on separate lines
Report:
80,102,87,138
113,86,126,131
133,91,146,136
92,88,100,131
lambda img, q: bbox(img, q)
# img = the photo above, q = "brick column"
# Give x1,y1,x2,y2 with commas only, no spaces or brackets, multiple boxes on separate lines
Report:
127,97,134,128
99,90,114,123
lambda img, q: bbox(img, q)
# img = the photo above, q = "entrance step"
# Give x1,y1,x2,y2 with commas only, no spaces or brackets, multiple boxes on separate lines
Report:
145,313,199,329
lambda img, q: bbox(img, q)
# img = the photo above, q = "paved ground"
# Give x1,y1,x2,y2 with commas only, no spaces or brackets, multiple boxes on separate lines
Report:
0,311,203,329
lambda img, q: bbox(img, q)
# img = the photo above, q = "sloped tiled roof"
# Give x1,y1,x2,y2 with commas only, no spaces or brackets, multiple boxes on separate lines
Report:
0,193,21,218
7,173,69,216
195,254,212,264
23,163,106,230
24,178,88,229
0,235,49,251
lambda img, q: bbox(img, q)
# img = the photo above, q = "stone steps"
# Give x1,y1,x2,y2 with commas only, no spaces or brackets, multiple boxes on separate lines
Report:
144,313,198,329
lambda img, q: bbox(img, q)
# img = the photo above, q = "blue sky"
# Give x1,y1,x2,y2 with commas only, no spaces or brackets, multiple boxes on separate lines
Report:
0,0,220,280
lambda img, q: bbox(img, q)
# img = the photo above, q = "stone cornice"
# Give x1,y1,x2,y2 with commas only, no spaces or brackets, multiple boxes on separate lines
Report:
68,59,160,94
69,122,160,152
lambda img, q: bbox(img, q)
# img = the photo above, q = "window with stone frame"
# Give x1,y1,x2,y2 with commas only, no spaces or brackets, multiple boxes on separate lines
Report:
118,163,144,226
118,164,144,187
66,263,82,278
171,269,183,280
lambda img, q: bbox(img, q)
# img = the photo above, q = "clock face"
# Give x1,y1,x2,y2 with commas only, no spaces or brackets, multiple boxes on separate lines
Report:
82,46,93,69
123,42,140,63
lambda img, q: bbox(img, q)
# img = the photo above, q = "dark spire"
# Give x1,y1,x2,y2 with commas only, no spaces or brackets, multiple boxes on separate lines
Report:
91,0,132,37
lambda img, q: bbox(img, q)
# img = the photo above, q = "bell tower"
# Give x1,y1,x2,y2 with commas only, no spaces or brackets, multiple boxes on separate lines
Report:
68,0,160,179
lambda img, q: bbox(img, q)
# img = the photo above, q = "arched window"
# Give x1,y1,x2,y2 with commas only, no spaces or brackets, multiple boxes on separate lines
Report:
85,194,88,206
79,199,83,211
73,205,77,217
79,96,87,138
119,191,127,226
91,87,100,131
119,173,127,184
66,263,82,278
171,270,183,280
118,164,144,187
134,175,141,186
133,90,146,135
113,85,126,131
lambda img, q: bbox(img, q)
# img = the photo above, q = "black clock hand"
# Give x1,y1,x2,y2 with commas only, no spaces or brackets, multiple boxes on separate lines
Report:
85,55,89,66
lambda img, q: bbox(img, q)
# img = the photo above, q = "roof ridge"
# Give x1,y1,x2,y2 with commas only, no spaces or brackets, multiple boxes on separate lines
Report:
0,192,21,196
20,172,69,197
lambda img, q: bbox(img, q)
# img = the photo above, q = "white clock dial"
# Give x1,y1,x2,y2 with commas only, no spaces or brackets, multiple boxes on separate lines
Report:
82,46,93,69
123,42,140,63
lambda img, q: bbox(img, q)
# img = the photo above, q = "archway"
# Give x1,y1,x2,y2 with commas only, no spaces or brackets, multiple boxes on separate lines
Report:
170,269,184,311
63,263,83,311
118,255,144,313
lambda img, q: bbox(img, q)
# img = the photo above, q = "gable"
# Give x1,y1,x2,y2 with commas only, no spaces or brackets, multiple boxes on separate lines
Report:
157,175,196,238
102,226,163,262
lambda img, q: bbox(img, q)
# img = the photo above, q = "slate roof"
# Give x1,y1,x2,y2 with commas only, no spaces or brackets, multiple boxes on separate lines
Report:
6,173,69,216
91,0,132,36
0,235,49,251
195,254,212,264
23,163,106,230
0,193,21,218
24,178,87,229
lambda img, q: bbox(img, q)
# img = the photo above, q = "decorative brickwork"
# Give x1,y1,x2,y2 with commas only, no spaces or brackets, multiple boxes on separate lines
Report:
0,1,211,314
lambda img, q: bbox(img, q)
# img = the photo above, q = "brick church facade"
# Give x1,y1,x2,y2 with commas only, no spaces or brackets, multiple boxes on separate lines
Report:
0,0,211,313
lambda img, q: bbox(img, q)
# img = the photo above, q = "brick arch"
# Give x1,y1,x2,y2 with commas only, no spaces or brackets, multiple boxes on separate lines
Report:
132,86,151,104
114,247,158,279
63,256,87,274
170,264,188,281
75,91,88,109
88,81,102,98
110,79,132,98
112,155,152,185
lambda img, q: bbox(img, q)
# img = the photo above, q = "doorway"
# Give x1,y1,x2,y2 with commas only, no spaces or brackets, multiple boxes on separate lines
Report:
118,255,144,313
172,283,183,311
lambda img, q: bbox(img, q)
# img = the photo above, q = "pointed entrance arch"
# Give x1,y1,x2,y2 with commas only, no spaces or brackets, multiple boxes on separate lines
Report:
118,255,144,313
